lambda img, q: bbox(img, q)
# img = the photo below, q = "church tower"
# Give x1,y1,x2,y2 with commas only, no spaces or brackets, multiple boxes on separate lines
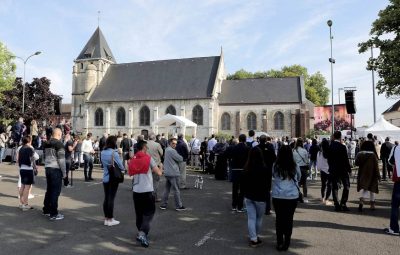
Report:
71,27,116,133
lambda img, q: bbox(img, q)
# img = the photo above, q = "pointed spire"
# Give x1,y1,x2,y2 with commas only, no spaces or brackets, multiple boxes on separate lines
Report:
76,27,116,63
220,46,223,56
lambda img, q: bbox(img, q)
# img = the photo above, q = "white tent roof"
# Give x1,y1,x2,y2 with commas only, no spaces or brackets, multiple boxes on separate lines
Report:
365,116,400,131
152,114,197,127
358,116,400,142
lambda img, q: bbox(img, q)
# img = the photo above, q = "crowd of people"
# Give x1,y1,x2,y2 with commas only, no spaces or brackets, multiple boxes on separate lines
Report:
1,117,400,250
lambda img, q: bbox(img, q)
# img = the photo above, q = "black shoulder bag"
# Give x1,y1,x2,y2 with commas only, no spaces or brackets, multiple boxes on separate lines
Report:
108,151,124,183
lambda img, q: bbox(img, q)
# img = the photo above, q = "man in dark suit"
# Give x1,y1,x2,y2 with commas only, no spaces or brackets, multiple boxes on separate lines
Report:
328,131,352,212
381,137,394,180
226,134,250,212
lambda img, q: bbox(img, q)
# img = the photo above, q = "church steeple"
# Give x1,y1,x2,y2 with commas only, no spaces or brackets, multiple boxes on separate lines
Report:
76,27,116,63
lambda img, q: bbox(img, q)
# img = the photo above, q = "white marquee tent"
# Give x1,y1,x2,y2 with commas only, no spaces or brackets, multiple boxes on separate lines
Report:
152,114,197,137
359,116,400,142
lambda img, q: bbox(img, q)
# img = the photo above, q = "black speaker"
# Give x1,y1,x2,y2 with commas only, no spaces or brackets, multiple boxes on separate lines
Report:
54,98,62,115
345,91,356,114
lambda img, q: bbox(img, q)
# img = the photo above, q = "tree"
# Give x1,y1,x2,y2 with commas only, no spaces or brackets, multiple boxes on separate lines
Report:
227,65,330,105
358,0,400,98
1,77,61,122
0,42,16,98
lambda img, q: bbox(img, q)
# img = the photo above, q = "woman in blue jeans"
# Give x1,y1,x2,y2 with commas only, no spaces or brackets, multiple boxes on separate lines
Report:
272,145,301,251
101,135,125,227
243,147,269,247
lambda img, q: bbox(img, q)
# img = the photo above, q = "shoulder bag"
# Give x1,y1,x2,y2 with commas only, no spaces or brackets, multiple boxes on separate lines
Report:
108,151,124,183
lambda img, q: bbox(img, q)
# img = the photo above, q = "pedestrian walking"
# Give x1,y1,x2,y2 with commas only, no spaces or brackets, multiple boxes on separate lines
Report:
101,135,125,227
243,146,269,247
385,144,400,236
82,133,95,181
129,140,162,247
272,145,301,251
159,138,186,211
146,134,163,202
355,141,380,211
328,131,352,212
381,137,394,181
293,138,309,203
176,134,189,189
317,139,333,205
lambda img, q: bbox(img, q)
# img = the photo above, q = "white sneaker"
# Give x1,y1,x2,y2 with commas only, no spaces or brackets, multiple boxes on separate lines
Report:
303,198,309,203
107,219,120,226
325,200,333,206
21,204,33,211
28,194,35,199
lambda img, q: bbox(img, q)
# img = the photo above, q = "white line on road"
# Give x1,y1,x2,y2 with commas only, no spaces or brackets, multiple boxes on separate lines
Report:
195,229,216,247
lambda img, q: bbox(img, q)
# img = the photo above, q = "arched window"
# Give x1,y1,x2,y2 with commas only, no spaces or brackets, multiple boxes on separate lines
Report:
95,108,104,126
116,107,126,126
247,112,257,130
221,113,231,130
165,105,176,115
192,105,203,125
139,105,150,126
274,111,284,130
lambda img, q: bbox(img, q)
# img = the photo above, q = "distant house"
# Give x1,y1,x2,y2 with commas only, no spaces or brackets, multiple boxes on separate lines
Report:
71,27,314,138
382,100,400,127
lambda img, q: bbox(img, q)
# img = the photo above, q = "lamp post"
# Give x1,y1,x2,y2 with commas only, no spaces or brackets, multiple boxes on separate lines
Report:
327,20,335,134
370,47,376,123
14,51,42,114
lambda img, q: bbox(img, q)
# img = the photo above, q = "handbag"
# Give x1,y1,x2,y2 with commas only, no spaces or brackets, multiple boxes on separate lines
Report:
292,179,304,203
108,151,124,183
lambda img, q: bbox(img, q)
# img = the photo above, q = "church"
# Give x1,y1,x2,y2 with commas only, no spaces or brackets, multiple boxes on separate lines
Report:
71,27,314,139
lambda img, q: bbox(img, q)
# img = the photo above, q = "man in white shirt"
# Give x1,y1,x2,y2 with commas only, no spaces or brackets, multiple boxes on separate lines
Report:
207,134,217,152
82,133,95,182
189,135,201,168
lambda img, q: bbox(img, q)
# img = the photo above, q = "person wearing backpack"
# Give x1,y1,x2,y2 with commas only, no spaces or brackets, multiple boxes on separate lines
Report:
385,144,400,236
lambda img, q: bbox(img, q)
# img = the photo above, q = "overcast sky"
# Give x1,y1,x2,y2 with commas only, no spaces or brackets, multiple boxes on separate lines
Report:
0,0,393,127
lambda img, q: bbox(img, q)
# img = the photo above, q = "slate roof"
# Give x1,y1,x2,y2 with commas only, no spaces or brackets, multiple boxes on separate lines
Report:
76,27,116,62
383,100,400,114
218,77,305,105
88,56,220,102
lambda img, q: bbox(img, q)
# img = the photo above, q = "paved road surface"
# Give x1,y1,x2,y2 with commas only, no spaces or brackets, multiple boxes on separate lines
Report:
0,164,398,255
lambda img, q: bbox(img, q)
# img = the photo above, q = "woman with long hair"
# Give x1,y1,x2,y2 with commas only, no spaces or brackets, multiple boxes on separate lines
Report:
355,140,380,211
243,147,269,247
101,135,125,226
292,138,309,202
317,139,333,205
272,145,301,251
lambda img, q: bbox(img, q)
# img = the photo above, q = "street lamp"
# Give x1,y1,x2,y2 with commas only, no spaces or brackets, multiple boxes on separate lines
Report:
370,46,376,123
14,51,42,114
327,20,335,134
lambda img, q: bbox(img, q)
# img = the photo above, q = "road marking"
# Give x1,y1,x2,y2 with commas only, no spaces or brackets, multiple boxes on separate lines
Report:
195,229,216,247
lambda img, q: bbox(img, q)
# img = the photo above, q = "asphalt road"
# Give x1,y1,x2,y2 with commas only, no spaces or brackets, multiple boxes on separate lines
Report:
0,164,398,255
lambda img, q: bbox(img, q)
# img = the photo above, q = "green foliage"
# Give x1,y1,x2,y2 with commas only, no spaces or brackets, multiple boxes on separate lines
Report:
358,0,400,97
1,77,61,122
227,65,329,105
0,42,16,98
215,132,232,142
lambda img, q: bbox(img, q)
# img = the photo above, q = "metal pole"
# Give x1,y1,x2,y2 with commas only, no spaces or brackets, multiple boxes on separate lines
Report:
22,61,26,114
371,47,376,123
329,26,334,133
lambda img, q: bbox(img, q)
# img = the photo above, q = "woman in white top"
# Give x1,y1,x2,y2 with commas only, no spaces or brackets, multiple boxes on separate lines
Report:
317,139,333,205
292,138,309,202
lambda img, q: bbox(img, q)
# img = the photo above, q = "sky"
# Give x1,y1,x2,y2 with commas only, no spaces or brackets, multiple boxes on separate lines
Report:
0,0,393,127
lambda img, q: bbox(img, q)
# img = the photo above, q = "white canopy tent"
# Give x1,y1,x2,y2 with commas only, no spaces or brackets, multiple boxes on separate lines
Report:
152,114,197,137
358,116,400,142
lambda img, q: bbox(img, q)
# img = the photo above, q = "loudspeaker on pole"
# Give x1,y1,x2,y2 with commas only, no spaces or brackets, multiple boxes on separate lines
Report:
345,91,356,114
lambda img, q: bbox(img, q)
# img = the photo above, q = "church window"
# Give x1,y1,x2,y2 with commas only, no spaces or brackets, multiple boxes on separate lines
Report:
274,111,284,130
221,113,231,130
79,104,82,115
247,112,257,130
192,105,203,125
139,106,150,126
80,63,83,69
116,107,126,126
95,108,104,126
165,105,176,115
